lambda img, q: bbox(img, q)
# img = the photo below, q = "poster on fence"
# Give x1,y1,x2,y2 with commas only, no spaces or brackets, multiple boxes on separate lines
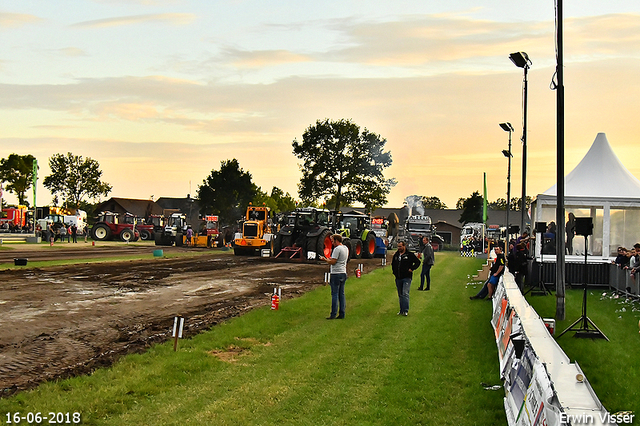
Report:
493,297,509,338
517,361,561,426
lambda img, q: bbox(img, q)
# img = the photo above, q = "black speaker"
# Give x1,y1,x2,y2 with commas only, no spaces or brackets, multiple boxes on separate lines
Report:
574,217,593,236
509,225,520,234
535,222,546,234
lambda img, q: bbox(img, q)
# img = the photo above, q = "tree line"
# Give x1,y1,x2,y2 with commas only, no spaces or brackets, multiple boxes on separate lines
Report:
0,119,397,226
1,119,530,227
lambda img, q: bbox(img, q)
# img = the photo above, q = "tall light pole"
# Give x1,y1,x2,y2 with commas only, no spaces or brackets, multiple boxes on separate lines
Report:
500,122,514,252
555,0,566,320
509,51,532,234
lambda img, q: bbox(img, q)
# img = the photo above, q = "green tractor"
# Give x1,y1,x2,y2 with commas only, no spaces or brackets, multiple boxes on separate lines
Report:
273,208,334,260
333,211,377,259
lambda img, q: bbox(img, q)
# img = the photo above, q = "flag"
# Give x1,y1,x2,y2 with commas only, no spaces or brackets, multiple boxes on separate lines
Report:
483,172,487,224
32,159,38,208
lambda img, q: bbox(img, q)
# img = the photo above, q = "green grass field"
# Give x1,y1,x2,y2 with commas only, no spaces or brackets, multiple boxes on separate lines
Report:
2,252,637,425
526,288,640,416
1,252,508,425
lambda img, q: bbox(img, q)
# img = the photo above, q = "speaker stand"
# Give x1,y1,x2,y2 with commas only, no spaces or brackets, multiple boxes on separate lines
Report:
558,235,608,340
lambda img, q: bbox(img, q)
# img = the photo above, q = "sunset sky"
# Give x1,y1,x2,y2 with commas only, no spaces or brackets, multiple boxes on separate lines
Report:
2,1,640,210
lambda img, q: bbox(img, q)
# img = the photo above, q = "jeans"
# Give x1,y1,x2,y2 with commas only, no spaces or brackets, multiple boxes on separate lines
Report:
420,264,432,290
329,273,347,318
395,277,412,313
474,279,489,299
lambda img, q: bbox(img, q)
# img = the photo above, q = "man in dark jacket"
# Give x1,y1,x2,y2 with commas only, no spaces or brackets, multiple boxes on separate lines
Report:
392,241,421,316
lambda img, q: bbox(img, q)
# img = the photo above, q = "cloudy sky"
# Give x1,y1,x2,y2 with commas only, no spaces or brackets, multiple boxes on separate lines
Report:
2,0,640,210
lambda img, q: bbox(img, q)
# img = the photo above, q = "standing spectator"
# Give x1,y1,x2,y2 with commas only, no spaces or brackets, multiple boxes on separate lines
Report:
71,224,78,243
391,241,421,316
186,226,194,246
512,243,529,289
625,243,640,294
566,213,576,255
47,222,54,243
612,247,630,267
59,225,67,243
417,236,434,291
319,234,349,320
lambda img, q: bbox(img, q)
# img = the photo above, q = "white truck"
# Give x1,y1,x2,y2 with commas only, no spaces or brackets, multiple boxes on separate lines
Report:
37,210,87,235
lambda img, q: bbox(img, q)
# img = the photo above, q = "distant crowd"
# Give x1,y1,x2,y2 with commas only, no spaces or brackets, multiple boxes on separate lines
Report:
612,243,640,294
0,222,33,233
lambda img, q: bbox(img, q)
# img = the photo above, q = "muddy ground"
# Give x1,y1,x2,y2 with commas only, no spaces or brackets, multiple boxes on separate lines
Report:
0,245,388,396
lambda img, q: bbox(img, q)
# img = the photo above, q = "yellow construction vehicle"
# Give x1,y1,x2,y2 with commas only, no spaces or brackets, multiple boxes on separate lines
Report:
234,205,274,256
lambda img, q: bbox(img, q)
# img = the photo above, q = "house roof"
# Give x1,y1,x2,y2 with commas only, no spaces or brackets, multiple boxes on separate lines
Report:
543,133,640,198
95,197,163,217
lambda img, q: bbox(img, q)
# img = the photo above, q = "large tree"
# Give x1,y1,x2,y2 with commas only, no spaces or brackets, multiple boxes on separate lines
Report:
292,119,395,213
197,159,258,226
421,196,447,210
43,152,112,209
458,191,484,224
0,154,37,206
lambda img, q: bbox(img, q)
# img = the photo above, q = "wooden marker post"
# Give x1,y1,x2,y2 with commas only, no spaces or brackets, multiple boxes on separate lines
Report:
172,315,185,351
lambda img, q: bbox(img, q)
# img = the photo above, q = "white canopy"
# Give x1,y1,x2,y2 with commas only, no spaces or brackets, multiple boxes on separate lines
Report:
533,133,640,259
543,132,640,198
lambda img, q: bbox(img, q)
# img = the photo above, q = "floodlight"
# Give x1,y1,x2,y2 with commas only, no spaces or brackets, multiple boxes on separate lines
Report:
509,52,531,69
499,122,514,132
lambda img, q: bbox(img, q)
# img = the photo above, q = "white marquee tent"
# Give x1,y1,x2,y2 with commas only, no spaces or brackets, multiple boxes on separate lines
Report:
532,133,640,260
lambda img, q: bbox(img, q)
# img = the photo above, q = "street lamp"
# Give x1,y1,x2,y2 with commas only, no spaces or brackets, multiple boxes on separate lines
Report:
500,122,514,252
509,51,532,233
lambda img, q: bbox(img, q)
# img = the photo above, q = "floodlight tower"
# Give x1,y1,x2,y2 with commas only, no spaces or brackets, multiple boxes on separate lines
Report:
500,122,514,252
509,51,532,234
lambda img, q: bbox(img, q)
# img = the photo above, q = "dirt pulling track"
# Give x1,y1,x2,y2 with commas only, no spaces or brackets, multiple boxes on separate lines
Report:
0,244,387,396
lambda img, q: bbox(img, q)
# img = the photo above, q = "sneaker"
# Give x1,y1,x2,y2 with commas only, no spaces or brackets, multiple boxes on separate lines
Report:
402,312,408,316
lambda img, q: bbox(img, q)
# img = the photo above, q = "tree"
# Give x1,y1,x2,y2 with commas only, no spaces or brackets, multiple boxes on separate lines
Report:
43,153,112,210
197,159,258,226
0,154,37,206
510,196,533,211
253,186,298,214
421,196,447,210
292,118,396,213
458,191,484,224
488,198,508,210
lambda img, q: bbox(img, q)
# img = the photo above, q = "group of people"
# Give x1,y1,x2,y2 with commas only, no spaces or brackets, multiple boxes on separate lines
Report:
469,231,532,301
41,223,80,243
319,234,434,319
612,243,640,293
0,222,33,233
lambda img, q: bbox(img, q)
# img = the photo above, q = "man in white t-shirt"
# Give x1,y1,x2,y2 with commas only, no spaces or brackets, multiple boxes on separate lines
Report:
320,234,349,319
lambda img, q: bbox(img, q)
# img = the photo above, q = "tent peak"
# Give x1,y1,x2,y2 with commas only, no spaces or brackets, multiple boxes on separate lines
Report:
543,133,640,198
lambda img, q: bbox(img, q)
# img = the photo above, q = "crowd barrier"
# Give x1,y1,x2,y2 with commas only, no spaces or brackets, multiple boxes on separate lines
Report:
529,260,639,297
492,271,621,426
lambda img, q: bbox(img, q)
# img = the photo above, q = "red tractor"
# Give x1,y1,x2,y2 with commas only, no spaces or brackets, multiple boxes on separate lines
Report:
91,211,140,242
120,213,161,241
